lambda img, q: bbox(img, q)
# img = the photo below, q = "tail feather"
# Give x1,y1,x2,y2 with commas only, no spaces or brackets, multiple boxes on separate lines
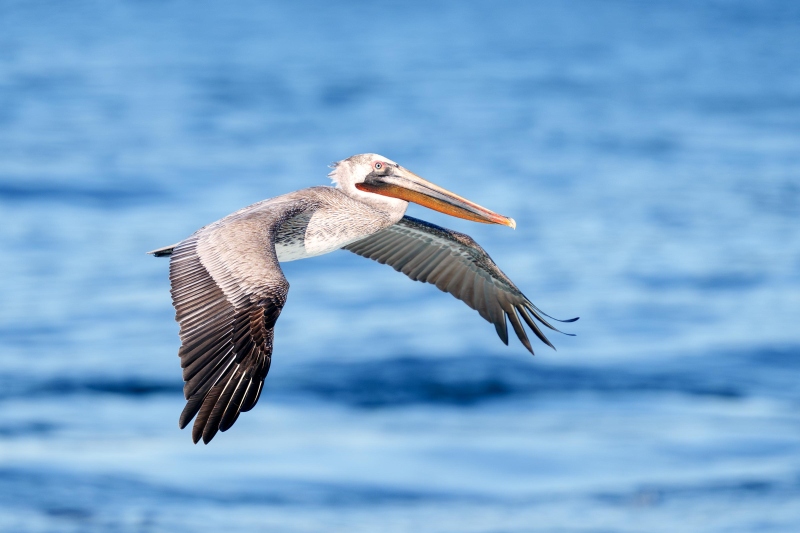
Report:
148,244,177,257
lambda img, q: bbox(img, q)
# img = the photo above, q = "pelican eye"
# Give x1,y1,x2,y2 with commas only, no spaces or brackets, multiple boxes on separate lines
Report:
374,162,383,170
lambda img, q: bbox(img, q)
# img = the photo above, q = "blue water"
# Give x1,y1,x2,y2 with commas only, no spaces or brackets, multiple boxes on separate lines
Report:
1,1,799,531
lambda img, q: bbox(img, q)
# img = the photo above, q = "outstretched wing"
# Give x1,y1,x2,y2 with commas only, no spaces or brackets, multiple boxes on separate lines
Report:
344,216,575,354
168,202,304,444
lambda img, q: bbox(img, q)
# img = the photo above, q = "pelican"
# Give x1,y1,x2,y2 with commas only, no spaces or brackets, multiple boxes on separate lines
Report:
150,154,576,443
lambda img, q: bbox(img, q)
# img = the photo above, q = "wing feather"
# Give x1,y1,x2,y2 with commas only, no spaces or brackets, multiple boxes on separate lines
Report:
344,216,575,354
167,201,306,443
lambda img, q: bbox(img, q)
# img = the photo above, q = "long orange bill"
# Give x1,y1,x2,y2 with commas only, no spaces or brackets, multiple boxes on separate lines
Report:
355,167,516,228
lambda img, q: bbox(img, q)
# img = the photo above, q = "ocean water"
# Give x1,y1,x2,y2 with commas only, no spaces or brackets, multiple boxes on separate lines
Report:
1,1,799,531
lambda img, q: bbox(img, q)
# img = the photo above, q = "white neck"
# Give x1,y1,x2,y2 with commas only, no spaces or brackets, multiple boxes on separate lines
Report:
328,163,408,224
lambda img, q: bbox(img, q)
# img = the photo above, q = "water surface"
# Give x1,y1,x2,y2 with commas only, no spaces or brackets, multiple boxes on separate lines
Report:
1,1,799,531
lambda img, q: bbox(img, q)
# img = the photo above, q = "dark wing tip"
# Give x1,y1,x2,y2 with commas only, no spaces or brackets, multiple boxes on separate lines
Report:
527,302,579,324
493,313,509,346
506,309,534,355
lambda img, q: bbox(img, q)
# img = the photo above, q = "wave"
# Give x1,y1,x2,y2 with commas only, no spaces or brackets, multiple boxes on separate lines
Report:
274,355,746,407
2,465,798,513
2,344,795,407
0,180,167,208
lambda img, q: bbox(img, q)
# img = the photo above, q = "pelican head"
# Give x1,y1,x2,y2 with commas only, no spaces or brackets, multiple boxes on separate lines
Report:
329,153,516,228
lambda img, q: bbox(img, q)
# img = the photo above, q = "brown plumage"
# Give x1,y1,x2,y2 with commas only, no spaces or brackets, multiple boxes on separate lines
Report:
151,154,576,443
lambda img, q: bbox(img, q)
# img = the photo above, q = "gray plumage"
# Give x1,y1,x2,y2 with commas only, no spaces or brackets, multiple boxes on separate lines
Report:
151,154,575,443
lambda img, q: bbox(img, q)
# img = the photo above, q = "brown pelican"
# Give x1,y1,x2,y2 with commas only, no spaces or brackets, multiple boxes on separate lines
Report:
150,154,576,443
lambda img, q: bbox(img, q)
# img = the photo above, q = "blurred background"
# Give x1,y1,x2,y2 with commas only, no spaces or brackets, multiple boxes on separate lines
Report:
1,0,799,531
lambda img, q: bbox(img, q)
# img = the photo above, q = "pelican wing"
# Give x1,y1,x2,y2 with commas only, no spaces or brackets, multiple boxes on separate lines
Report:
344,216,570,354
167,201,305,443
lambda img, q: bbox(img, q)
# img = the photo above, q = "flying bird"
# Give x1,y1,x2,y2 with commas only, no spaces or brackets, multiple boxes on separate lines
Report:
150,154,576,443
